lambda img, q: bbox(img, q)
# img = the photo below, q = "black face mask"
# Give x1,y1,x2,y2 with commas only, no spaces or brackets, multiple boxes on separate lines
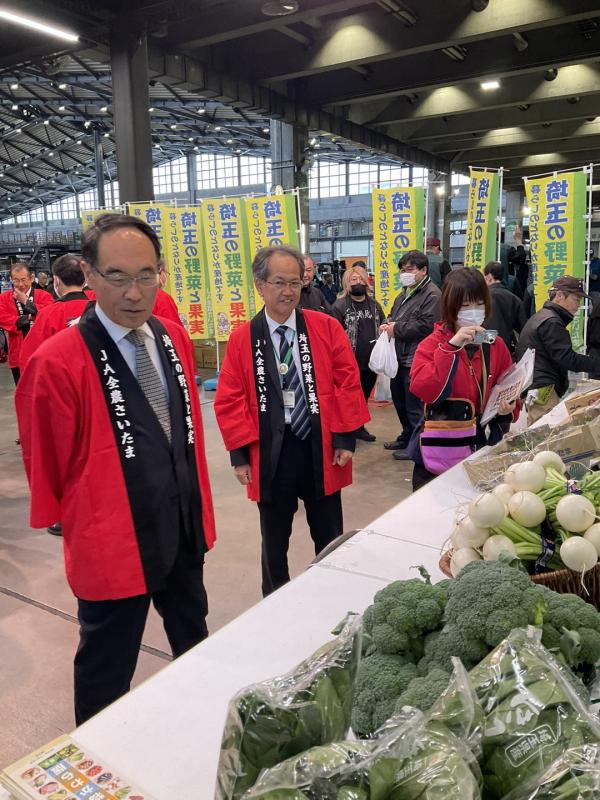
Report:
350,284,367,297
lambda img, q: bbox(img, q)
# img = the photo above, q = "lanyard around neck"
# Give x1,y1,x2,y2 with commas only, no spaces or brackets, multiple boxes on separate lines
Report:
272,328,295,387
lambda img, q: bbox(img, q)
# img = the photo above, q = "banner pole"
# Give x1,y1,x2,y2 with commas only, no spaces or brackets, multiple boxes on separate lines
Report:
423,178,429,250
496,167,504,262
584,163,594,351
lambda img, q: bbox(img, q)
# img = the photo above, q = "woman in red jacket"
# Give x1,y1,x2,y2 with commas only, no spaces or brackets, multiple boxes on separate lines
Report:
409,268,517,490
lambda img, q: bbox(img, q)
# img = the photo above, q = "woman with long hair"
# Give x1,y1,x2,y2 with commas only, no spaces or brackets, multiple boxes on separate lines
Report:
409,268,518,490
332,265,384,442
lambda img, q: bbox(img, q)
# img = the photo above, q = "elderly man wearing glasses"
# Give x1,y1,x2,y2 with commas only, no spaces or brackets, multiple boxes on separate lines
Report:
15,214,216,726
215,245,369,596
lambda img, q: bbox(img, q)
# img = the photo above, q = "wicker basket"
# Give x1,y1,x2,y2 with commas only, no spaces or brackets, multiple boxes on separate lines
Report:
438,551,600,609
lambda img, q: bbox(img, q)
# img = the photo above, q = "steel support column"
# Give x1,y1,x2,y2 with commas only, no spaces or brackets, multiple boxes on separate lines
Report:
441,173,452,258
270,120,309,252
93,129,106,208
110,26,154,203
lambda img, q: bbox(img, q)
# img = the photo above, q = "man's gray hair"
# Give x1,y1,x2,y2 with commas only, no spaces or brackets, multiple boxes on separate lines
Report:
252,245,305,282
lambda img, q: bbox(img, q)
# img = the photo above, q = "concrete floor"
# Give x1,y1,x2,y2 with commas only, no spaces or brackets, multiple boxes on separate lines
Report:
0,363,412,767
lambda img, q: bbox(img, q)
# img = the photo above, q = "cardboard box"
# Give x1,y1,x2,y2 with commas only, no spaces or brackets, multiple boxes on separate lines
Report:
565,387,600,415
463,451,527,491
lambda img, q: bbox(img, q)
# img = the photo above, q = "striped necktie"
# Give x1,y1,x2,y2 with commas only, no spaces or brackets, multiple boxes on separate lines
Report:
126,329,171,443
276,325,311,440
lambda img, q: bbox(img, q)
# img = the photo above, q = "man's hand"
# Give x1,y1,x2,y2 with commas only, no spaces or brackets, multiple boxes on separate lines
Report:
332,449,352,468
379,322,395,338
13,289,28,305
234,464,252,485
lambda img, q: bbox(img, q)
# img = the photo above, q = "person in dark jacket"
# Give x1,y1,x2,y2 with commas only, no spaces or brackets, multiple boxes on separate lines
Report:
298,255,332,314
425,238,452,289
333,265,384,442
321,273,337,305
516,275,600,424
380,250,441,460
483,261,522,355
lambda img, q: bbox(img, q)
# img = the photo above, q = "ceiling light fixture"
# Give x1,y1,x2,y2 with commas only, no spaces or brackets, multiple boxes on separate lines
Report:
170,124,176,129
11,103,17,110
83,120,91,127
23,162,28,167
48,151,54,156
100,106,108,112
104,132,110,137
310,137,317,146
227,138,233,144
481,80,500,90
10,82,18,90
262,127,270,133
58,82,67,89
59,105,65,110
43,119,50,125
261,0,298,17
215,125,222,131
0,8,78,41
149,107,155,112
198,108,206,115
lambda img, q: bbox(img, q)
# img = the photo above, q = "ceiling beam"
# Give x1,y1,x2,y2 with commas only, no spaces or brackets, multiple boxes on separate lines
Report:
299,26,600,107
453,149,600,171
366,64,600,127
387,94,600,142
166,0,372,49
448,133,600,164
243,0,600,82
428,119,600,154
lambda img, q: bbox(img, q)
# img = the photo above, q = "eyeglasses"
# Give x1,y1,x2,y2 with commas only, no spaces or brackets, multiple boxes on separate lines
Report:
264,279,303,290
93,267,160,288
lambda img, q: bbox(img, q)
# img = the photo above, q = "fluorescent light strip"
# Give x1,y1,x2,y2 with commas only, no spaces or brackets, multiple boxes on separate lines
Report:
0,8,79,41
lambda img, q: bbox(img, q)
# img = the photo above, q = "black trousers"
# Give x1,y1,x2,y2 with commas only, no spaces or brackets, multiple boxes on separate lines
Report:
359,368,377,405
390,365,424,446
258,429,343,596
74,538,208,726
11,367,20,385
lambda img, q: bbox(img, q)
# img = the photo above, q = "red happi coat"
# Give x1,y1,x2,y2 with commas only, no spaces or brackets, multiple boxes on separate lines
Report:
15,316,216,600
20,292,90,370
153,288,184,327
0,288,54,368
215,308,370,502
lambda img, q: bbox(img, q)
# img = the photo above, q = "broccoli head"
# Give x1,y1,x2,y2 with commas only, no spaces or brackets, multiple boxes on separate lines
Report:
418,626,490,675
351,652,418,736
539,588,600,667
393,668,451,715
362,578,447,657
443,561,548,652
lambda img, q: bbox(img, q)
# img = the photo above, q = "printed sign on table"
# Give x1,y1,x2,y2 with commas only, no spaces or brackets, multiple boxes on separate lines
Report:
371,186,425,316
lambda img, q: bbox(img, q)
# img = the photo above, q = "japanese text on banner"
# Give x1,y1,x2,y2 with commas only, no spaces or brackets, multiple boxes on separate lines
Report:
244,194,300,316
464,170,500,270
81,208,122,231
166,208,214,340
202,197,252,342
371,187,425,316
525,171,587,349
127,203,174,293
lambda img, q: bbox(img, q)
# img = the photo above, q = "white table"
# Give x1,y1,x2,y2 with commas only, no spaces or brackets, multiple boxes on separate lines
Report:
68,460,476,798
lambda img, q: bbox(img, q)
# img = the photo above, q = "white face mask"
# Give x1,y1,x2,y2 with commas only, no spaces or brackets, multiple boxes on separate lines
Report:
400,272,417,287
457,307,485,327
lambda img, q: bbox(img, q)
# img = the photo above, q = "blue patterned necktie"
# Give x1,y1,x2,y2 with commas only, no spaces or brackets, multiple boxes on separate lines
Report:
276,325,311,440
126,329,171,442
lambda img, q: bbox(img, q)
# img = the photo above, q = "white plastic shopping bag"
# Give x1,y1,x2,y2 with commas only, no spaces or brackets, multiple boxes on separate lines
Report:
373,373,392,401
368,331,398,378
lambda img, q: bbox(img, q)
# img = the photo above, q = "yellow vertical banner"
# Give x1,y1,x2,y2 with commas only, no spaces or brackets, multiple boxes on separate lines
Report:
201,197,252,342
525,171,587,348
127,203,174,293
243,193,300,315
81,208,122,231
464,170,501,270
165,207,214,340
371,186,425,316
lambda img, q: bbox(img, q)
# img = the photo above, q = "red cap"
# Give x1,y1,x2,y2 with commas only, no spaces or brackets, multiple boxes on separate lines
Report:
426,237,440,248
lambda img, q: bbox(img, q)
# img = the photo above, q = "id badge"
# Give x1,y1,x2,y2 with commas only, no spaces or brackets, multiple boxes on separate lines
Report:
283,390,296,409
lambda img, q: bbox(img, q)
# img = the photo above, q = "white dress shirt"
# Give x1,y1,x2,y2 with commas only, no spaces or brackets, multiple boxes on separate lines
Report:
95,303,169,398
265,309,304,424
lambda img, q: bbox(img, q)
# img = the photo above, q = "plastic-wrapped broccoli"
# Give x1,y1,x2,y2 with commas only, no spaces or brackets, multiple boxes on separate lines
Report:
215,616,362,800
